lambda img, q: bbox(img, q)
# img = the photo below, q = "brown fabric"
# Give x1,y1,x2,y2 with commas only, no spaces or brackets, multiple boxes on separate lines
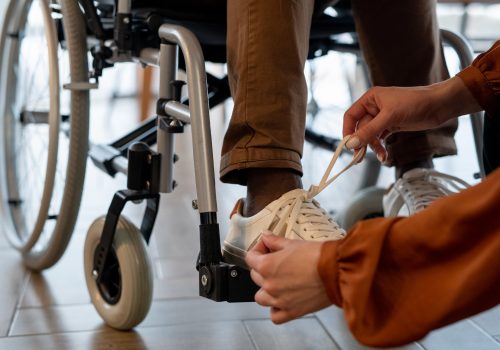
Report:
318,168,500,347
457,40,500,117
317,240,342,306
221,0,458,184
350,0,458,166
221,0,314,185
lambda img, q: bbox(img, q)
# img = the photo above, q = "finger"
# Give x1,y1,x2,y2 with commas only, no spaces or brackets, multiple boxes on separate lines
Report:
369,138,387,163
270,307,293,324
343,93,372,137
379,129,392,141
250,236,270,255
250,268,265,287
255,288,278,307
354,111,392,146
353,147,366,164
245,249,264,270
261,233,288,252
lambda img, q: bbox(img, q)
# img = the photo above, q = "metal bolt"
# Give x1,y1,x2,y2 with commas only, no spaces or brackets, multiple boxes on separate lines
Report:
201,274,208,286
92,269,98,280
145,181,150,190
169,119,181,127
123,17,130,24
147,154,152,164
230,270,238,278
192,200,198,210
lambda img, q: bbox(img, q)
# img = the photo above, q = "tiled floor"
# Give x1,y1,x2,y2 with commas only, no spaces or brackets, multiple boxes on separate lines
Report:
1,1,499,349
0,91,499,350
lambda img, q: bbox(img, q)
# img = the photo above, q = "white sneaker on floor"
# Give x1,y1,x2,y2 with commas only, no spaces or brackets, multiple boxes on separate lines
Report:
383,168,470,217
222,137,366,268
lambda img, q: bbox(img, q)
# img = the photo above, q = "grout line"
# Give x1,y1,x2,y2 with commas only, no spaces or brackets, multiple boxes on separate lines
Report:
16,295,215,311
15,301,94,311
241,320,259,350
6,270,32,337
414,341,427,350
313,313,344,350
0,318,266,340
467,319,500,346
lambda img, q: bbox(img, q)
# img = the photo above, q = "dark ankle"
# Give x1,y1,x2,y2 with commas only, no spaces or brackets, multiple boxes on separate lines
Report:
243,168,302,217
395,159,434,179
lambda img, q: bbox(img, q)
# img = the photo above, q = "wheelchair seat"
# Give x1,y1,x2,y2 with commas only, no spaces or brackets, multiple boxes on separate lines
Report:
94,0,356,63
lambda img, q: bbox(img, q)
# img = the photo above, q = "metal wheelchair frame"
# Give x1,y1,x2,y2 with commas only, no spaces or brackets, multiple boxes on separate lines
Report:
77,0,484,305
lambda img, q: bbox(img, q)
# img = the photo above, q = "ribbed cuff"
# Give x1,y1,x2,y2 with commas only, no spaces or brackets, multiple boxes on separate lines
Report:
317,240,343,307
457,66,500,117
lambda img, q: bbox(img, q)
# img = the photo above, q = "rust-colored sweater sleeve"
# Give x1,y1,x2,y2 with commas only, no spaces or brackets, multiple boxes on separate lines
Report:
317,168,500,347
457,40,500,116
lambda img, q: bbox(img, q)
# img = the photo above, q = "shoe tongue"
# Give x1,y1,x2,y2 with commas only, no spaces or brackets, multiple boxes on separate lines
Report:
278,188,308,201
402,168,429,181
287,188,307,196
266,188,308,216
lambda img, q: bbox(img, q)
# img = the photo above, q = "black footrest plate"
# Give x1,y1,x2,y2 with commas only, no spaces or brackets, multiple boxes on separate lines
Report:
199,263,259,302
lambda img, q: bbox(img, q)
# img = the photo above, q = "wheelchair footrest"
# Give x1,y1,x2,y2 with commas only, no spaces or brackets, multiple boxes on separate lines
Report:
199,262,259,302
89,144,122,176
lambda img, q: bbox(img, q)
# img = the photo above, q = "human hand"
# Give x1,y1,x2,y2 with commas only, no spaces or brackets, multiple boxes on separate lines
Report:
245,232,332,324
343,77,481,162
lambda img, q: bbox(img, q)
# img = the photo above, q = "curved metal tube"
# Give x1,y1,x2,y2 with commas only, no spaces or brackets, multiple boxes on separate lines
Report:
441,29,485,179
158,25,217,213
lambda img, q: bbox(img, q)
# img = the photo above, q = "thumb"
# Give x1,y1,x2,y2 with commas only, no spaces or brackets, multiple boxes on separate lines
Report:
348,111,391,148
261,232,288,252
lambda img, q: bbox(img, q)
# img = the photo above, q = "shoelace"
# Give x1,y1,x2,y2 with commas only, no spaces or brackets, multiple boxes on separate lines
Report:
401,170,470,213
266,136,366,240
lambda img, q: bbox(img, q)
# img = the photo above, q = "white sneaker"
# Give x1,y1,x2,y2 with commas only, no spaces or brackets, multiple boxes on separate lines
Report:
383,168,470,217
223,137,365,268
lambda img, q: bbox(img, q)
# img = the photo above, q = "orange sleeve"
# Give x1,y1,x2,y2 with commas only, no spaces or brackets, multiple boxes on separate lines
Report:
317,168,500,347
457,40,500,116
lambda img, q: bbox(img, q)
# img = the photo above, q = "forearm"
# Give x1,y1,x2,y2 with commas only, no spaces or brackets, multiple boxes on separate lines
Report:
431,76,482,124
318,168,500,347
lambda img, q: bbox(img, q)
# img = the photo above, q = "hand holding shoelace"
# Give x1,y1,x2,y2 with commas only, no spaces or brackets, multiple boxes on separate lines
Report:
246,232,331,324
246,136,364,323
343,77,481,163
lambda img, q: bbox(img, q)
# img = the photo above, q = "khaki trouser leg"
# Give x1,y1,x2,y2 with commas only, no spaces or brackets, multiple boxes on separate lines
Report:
351,0,458,166
221,0,457,184
220,0,315,185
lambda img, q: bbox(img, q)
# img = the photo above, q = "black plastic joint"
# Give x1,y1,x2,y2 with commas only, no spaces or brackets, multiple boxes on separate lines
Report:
198,263,259,302
156,98,169,117
199,222,222,265
127,142,160,193
158,116,184,134
170,80,186,102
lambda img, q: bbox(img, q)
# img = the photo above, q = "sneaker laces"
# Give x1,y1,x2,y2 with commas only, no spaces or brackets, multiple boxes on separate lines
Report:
267,136,366,240
400,170,470,213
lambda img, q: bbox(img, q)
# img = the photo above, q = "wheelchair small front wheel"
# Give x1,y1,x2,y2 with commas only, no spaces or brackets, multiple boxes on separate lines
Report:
338,186,386,231
84,216,153,330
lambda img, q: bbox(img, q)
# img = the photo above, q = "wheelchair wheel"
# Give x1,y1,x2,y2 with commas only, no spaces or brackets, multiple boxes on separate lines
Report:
0,0,89,270
338,186,385,231
84,216,153,330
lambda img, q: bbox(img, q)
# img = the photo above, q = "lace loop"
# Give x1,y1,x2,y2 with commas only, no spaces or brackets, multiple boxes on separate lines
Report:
267,136,366,240
399,169,470,213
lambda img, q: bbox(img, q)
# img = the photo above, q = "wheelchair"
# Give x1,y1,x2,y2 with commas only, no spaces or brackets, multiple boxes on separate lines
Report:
0,0,484,330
